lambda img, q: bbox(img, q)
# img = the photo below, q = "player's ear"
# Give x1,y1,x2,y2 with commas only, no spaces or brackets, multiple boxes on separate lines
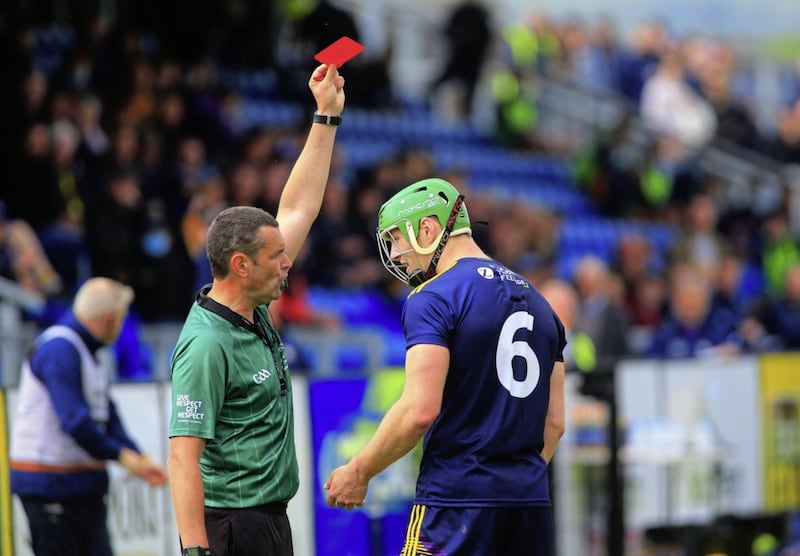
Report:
420,216,440,238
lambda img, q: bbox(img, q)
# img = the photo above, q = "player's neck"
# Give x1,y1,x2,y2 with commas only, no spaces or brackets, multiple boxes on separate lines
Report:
435,235,490,272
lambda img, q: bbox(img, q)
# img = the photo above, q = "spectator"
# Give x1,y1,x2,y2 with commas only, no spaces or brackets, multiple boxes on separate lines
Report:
572,114,640,218
428,1,493,119
216,0,278,70
226,161,267,209
539,277,581,363
10,277,167,555
489,10,557,149
572,255,631,370
760,208,800,297
105,122,141,172
616,19,667,104
44,119,90,290
0,29,35,171
180,176,229,293
613,232,663,324
647,266,740,358
149,0,223,66
74,93,111,206
152,89,190,165
0,201,62,297
82,17,136,119
86,170,146,287
668,191,731,283
135,196,196,322
182,59,232,159
584,16,624,92
117,57,159,127
640,49,717,150
766,99,800,164
171,137,221,212
7,123,61,230
700,64,764,151
743,262,800,351
307,176,382,288
711,250,761,320
276,0,361,104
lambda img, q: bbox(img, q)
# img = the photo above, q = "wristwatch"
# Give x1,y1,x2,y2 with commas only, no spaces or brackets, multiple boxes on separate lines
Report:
313,112,342,126
182,547,212,556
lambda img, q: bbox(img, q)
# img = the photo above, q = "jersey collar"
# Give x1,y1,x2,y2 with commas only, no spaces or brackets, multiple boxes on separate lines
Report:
195,284,261,337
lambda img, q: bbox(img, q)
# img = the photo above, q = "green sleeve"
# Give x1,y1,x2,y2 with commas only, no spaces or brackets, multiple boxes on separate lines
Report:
169,333,227,439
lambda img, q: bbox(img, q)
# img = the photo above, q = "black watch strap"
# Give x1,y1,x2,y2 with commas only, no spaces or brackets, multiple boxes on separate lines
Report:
182,547,212,556
313,113,342,126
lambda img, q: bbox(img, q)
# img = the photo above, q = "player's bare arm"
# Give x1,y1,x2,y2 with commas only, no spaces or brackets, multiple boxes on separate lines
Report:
324,343,449,508
541,361,566,463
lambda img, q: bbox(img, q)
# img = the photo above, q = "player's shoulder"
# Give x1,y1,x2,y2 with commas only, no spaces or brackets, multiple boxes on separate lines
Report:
411,258,501,294
456,258,533,292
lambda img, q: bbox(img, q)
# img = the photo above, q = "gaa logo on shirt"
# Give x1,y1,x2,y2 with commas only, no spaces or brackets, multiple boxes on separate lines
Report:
253,368,272,384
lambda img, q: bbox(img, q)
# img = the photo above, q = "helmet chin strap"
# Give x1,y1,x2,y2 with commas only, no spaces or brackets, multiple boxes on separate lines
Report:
407,195,465,287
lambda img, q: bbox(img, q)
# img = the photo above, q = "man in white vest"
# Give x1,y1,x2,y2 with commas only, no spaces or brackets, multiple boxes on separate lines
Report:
10,277,167,556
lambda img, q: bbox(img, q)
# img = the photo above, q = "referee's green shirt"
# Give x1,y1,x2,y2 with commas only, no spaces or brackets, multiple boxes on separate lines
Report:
169,292,298,508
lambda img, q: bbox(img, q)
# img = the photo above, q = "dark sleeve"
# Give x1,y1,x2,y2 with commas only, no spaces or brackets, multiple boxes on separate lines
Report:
32,339,130,461
402,290,452,349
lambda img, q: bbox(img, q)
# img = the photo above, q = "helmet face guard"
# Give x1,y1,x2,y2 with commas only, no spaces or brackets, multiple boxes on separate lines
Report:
376,221,420,285
376,178,471,286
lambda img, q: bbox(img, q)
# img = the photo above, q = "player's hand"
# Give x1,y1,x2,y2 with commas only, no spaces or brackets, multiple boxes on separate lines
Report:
309,63,345,117
323,462,367,511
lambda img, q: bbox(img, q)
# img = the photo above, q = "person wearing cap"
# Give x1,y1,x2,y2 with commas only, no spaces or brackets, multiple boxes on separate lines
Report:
324,178,566,555
10,277,167,556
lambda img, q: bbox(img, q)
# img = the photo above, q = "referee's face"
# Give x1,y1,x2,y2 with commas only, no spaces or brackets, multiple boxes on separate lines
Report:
246,226,291,304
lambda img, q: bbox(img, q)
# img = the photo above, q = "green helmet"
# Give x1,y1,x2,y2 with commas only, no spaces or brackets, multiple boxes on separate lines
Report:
376,178,471,285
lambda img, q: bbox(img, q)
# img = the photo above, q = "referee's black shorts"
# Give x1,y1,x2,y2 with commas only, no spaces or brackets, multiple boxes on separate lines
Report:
205,502,293,556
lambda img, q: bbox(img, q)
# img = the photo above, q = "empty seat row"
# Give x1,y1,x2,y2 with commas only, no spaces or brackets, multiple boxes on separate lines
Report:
559,219,677,251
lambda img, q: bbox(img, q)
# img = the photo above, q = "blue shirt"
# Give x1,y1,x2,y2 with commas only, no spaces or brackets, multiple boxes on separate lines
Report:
403,258,566,507
646,307,741,359
11,312,140,500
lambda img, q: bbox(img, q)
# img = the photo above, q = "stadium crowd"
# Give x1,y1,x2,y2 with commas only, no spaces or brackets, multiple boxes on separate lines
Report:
1,0,800,377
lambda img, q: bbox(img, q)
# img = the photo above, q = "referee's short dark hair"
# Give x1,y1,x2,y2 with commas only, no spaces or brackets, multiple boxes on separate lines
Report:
206,206,278,278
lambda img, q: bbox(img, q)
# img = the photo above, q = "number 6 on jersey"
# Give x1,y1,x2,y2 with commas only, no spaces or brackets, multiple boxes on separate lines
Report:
496,311,540,398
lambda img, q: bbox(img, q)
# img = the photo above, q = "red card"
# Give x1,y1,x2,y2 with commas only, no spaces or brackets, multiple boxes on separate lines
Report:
314,36,365,67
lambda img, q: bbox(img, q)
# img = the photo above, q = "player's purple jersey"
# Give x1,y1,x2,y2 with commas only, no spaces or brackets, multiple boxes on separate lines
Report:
403,258,566,507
